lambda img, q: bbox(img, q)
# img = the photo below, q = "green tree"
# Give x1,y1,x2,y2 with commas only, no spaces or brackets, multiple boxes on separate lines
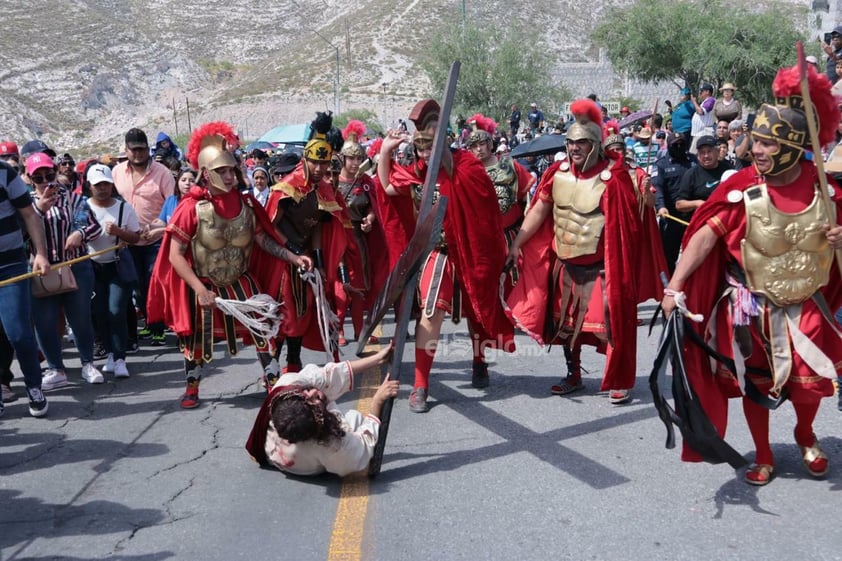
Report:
421,23,570,127
333,109,382,136
592,0,807,108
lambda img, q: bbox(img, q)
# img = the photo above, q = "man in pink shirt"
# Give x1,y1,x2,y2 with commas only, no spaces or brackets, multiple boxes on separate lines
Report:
112,128,175,346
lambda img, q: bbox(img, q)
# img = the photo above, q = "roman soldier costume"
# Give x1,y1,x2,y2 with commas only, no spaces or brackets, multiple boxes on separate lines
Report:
506,99,641,403
147,121,286,408
384,99,514,410
465,113,534,292
335,120,388,343
266,112,348,368
656,64,842,485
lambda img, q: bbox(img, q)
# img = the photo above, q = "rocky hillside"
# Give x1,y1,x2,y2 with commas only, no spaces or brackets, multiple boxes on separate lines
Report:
0,0,806,153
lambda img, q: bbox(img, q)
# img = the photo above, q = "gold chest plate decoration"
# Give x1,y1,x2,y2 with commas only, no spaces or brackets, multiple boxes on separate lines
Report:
741,184,834,306
551,168,608,259
192,200,255,287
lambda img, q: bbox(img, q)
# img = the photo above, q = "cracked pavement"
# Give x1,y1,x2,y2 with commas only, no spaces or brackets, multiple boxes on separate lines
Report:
1,310,841,561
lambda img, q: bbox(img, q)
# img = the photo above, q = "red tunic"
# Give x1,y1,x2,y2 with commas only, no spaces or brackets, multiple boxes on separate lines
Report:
506,158,641,390
677,162,842,462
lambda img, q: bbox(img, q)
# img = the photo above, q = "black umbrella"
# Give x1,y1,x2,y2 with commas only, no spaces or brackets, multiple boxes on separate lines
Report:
510,133,567,158
618,110,653,129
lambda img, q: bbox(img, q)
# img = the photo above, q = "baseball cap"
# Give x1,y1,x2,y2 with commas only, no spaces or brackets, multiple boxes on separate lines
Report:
805,56,818,65
700,83,714,92
87,163,114,185
271,152,300,175
25,153,55,175
0,141,19,156
695,135,717,149
667,133,686,146
832,25,842,35
125,128,149,149
21,139,56,158
530,102,537,107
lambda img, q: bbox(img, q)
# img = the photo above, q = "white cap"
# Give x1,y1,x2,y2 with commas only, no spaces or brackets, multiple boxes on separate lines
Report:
806,55,819,65
87,163,114,185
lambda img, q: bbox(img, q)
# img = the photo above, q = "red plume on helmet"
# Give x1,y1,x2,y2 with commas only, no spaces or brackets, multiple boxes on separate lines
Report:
342,120,367,142
467,113,498,135
366,137,383,160
569,99,603,128
187,121,239,170
603,118,620,139
772,65,840,146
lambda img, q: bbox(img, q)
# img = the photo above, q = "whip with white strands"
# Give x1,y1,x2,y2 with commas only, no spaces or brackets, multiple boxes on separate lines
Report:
299,268,339,360
214,294,283,340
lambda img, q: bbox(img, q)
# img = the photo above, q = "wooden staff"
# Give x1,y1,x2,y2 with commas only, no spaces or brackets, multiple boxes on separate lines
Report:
661,213,689,226
796,40,842,276
0,244,123,288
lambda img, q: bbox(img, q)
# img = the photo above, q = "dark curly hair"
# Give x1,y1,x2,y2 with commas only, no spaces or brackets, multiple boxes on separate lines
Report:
270,388,345,444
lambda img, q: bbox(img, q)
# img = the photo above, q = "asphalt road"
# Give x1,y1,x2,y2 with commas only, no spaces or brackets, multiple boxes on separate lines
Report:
2,303,841,561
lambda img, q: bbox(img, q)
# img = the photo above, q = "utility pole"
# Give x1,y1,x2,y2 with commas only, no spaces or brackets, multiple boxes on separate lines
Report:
313,30,340,116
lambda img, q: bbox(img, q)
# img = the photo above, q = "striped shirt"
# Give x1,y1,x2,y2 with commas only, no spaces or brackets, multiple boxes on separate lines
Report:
31,185,103,263
0,162,33,268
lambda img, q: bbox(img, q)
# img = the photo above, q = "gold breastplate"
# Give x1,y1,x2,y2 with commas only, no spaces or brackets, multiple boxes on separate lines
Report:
192,199,255,287
741,184,834,306
551,166,608,259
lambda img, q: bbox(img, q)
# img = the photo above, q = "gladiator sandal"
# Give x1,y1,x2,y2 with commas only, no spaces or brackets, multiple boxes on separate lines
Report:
551,347,583,396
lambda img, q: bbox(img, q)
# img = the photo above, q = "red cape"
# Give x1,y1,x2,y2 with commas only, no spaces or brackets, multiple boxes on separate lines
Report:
633,166,670,301
442,150,515,350
675,162,842,460
147,188,284,339
384,151,514,349
506,158,640,388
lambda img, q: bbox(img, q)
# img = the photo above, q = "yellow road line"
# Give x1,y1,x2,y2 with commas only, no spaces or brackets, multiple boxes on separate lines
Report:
327,335,383,561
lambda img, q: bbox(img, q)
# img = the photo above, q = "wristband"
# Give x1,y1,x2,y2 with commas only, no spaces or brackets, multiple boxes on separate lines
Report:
285,240,303,255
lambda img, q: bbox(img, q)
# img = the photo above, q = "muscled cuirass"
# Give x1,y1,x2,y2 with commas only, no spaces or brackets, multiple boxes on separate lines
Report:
741,184,835,306
487,157,518,215
278,188,320,249
551,166,608,260
192,199,255,287
338,179,370,223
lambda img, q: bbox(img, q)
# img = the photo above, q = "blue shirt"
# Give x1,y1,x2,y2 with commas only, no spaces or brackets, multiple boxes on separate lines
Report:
671,100,695,134
158,195,180,224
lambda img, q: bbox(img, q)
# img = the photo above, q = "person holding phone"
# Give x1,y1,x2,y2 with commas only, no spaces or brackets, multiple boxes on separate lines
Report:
821,25,842,83
27,153,104,390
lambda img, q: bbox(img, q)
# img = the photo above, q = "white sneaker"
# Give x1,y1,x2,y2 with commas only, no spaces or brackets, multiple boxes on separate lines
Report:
114,359,130,379
81,363,104,384
103,353,115,373
42,369,69,391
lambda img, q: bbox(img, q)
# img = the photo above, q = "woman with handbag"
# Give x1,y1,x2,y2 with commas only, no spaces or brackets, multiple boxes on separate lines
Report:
26,153,104,390
86,164,141,379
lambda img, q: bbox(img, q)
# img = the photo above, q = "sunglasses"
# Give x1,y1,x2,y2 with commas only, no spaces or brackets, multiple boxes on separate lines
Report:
30,172,57,184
